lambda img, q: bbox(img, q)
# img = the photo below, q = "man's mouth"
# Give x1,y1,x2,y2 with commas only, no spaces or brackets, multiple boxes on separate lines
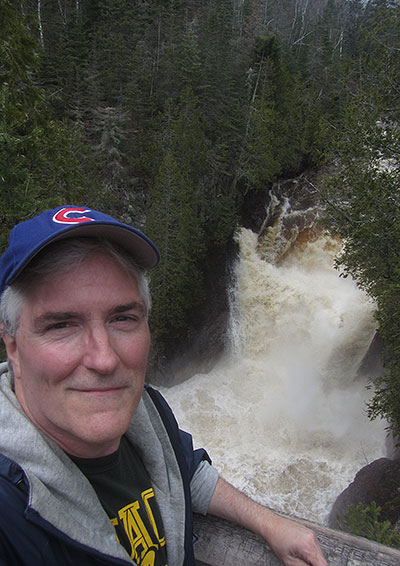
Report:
72,386,127,394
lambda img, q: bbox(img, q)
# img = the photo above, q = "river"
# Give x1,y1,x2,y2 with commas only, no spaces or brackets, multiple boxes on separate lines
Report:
161,212,387,525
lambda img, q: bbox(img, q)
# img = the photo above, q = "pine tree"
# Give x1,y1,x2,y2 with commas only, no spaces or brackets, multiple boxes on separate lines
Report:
1,0,46,246
322,1,400,439
0,0,101,250
240,36,305,189
146,89,207,352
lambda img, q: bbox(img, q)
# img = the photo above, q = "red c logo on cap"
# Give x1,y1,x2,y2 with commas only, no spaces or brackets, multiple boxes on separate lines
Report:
52,208,95,224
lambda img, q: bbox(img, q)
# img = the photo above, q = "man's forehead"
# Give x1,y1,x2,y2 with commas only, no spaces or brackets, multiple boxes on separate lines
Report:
32,250,138,284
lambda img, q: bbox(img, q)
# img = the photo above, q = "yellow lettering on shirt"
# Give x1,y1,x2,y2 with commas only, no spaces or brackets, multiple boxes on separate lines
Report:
110,487,167,565
142,489,166,547
118,500,156,562
141,549,156,566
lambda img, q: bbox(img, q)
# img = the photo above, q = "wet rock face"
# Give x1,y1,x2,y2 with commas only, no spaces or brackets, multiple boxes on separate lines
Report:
148,243,235,387
328,457,400,530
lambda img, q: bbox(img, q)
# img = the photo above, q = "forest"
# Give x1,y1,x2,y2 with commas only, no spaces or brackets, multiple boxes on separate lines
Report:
1,0,400,453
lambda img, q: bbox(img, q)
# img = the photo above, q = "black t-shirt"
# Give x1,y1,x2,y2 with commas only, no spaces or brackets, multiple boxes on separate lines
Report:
70,436,168,566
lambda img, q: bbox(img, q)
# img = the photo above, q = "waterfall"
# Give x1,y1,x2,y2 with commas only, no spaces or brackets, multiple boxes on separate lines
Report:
160,200,387,525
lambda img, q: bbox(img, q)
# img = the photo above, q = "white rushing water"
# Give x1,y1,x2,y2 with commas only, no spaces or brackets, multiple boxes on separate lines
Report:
161,225,387,525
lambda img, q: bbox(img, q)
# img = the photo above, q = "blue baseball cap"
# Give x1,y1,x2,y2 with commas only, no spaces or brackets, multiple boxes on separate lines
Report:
0,206,160,297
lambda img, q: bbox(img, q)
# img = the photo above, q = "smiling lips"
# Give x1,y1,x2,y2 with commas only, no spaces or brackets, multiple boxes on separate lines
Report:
71,386,128,395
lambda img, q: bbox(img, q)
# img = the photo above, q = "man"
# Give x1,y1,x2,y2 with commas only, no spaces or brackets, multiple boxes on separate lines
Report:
0,206,327,566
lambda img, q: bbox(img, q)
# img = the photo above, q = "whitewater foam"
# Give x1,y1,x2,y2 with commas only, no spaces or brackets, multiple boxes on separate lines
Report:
161,228,386,524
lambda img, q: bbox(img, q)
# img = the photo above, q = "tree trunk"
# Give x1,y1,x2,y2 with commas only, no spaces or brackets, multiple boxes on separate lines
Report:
37,0,44,48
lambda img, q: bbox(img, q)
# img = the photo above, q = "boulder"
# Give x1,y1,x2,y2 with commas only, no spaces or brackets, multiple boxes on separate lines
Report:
328,457,400,530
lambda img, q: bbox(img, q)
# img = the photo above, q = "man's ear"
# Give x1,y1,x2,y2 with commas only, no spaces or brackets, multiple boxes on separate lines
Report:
2,332,20,378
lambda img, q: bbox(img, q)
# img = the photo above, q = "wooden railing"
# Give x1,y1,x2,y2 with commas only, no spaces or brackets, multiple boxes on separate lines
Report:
193,513,400,565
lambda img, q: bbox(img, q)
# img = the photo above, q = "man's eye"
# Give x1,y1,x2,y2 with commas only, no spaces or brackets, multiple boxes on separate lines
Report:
47,322,71,331
113,315,136,323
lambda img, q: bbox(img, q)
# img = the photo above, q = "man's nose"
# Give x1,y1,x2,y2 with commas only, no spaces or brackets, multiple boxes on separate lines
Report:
82,326,119,374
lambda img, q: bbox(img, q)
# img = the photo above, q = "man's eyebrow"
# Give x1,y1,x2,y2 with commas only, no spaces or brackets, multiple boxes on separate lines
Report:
33,312,80,329
33,303,146,330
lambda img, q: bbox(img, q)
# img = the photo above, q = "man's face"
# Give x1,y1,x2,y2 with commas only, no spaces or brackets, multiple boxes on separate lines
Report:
3,252,151,458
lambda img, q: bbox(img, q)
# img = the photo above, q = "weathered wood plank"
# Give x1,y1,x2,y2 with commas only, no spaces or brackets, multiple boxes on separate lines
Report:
193,513,400,565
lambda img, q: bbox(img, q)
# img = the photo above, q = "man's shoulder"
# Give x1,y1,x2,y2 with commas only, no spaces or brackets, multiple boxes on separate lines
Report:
0,456,75,565
0,454,31,559
0,454,27,509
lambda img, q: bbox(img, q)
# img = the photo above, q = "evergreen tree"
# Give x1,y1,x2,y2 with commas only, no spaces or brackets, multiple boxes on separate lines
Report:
240,36,304,189
197,0,239,139
0,0,42,245
146,151,205,346
322,1,400,439
0,0,101,251
146,89,207,351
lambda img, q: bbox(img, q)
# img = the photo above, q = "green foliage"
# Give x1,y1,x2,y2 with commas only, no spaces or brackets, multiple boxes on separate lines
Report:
242,100,281,187
147,152,205,344
321,1,400,438
0,0,40,102
0,0,101,253
323,125,400,437
342,500,400,548
146,91,207,349
295,0,363,164
1,0,43,245
241,36,305,187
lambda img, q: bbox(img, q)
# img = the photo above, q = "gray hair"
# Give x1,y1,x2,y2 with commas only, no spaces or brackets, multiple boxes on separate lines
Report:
0,237,151,337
